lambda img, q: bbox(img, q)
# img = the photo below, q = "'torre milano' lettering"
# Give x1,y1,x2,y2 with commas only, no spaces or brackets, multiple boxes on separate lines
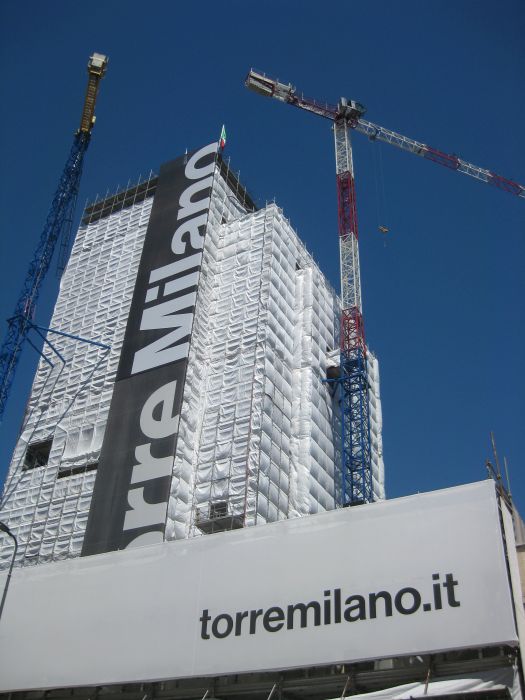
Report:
199,574,461,640
82,142,218,556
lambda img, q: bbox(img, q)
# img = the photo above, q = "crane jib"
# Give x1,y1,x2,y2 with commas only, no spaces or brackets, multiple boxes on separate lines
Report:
423,146,461,170
245,69,524,198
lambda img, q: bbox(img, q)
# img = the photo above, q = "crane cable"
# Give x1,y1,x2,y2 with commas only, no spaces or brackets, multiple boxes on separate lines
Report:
371,141,390,243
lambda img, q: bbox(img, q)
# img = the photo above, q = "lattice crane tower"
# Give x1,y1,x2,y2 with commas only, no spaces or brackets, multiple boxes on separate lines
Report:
0,53,108,420
245,69,524,507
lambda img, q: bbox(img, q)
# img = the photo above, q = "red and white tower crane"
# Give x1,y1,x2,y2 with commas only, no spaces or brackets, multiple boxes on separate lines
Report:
245,69,524,508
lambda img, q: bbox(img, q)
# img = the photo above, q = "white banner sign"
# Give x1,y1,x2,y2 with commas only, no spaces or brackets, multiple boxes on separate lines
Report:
0,480,518,691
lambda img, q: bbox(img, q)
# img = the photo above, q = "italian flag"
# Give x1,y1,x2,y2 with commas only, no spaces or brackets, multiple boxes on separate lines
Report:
219,124,227,150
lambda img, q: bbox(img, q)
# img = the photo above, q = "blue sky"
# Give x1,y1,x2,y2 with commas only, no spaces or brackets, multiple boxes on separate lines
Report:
0,0,523,513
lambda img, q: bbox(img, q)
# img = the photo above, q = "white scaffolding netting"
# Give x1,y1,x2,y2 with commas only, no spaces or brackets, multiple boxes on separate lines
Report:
0,179,155,568
166,202,343,539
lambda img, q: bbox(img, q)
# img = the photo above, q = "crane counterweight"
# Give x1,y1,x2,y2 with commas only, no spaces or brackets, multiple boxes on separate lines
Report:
245,70,295,102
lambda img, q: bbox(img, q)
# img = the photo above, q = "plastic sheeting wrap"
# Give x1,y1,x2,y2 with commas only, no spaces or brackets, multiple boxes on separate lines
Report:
166,201,343,539
0,184,155,568
326,667,521,700
0,158,385,568
368,351,386,499
164,168,252,539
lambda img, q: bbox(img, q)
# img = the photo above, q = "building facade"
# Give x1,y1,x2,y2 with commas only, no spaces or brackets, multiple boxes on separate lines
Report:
0,143,384,568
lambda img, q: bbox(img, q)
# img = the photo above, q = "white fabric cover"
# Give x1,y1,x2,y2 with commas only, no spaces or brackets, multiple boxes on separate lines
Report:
327,667,520,700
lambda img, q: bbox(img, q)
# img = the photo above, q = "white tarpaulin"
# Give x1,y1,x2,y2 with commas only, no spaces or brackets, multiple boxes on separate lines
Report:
326,667,520,700
0,480,518,691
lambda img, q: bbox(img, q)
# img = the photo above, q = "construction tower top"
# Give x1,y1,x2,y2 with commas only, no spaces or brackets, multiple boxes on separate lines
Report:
78,52,108,134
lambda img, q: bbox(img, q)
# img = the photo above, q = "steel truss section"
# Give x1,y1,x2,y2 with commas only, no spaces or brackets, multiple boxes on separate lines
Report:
340,347,373,505
339,230,362,313
355,118,525,198
335,122,362,312
340,306,372,505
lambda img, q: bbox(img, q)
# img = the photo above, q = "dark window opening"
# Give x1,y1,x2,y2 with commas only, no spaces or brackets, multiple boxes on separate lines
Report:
210,501,228,519
57,463,98,479
195,500,244,535
24,440,53,470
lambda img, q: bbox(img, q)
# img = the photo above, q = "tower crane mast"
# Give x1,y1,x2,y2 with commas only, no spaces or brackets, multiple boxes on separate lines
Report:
245,69,524,507
0,53,108,421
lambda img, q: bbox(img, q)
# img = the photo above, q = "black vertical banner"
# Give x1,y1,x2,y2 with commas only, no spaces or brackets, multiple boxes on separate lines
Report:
82,142,218,556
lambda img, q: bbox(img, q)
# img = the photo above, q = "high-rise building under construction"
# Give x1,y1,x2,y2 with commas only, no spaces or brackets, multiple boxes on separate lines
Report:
0,142,384,568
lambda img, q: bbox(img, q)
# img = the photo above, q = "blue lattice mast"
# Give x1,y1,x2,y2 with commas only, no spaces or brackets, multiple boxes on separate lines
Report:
0,53,108,421
244,69,524,506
